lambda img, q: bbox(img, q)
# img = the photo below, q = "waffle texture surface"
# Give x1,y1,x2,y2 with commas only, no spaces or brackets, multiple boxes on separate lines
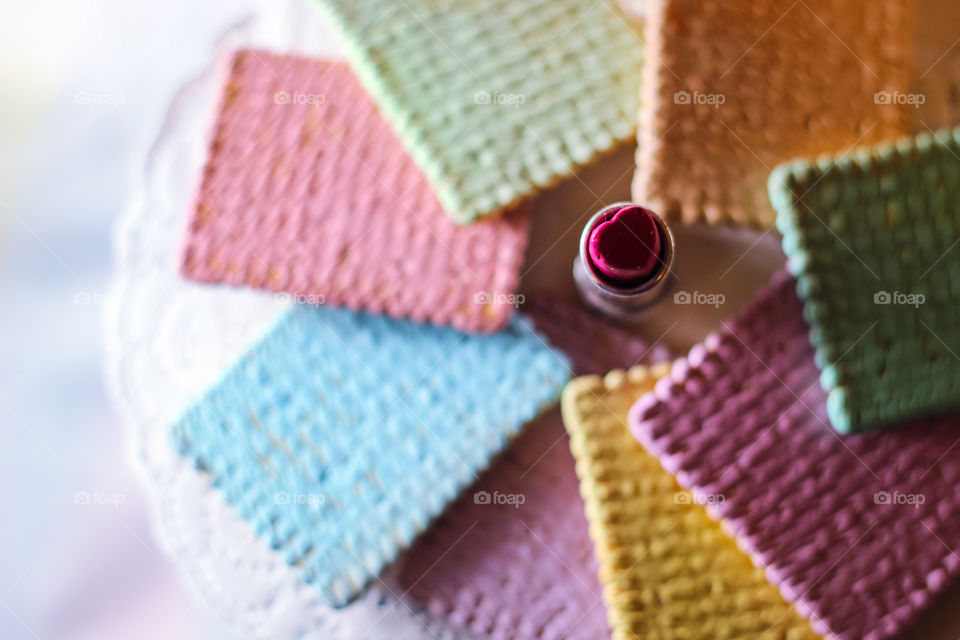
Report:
772,126,960,432
180,51,530,333
635,0,911,227
910,2,960,131
170,305,570,607
562,364,818,640
396,296,672,640
631,271,960,640
314,0,645,223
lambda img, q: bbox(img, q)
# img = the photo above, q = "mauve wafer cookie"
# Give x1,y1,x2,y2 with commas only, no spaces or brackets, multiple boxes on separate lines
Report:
396,296,672,640
631,271,960,640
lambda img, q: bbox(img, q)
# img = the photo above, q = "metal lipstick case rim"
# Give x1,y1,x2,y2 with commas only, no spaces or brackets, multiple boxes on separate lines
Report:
577,201,675,303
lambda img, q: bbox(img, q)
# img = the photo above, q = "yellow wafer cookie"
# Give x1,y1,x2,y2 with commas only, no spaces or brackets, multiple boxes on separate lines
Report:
561,364,819,640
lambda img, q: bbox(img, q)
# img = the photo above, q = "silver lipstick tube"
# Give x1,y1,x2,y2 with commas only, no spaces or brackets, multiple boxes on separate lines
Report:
572,202,675,322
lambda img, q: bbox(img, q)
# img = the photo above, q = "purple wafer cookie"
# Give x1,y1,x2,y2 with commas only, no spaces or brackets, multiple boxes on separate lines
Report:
521,296,672,375
630,271,960,640
395,295,672,640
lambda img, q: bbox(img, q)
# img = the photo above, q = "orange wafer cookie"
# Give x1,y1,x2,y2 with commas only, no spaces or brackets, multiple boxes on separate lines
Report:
634,0,912,227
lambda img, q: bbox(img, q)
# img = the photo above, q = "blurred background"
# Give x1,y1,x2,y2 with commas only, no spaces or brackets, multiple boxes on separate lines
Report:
0,1,263,637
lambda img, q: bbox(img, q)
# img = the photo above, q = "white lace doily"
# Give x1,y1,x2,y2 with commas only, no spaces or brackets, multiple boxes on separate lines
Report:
104,2,480,637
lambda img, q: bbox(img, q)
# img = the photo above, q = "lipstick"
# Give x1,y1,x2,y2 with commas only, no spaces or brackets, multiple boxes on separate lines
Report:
573,202,675,321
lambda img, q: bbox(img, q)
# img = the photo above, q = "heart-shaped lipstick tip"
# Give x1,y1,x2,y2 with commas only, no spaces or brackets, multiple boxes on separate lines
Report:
587,205,662,284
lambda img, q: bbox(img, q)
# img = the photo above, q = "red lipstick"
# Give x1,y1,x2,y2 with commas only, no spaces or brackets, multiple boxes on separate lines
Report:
573,202,675,321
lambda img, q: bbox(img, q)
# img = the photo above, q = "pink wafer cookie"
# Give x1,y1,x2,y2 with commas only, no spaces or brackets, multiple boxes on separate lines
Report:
630,271,960,640
395,296,672,640
180,50,530,333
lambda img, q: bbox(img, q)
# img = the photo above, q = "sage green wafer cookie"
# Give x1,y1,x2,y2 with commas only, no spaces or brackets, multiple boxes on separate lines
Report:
771,126,960,433
314,0,644,223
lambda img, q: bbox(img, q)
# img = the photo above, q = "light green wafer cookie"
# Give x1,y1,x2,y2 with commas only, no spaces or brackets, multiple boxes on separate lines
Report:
771,126,960,433
315,0,644,223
